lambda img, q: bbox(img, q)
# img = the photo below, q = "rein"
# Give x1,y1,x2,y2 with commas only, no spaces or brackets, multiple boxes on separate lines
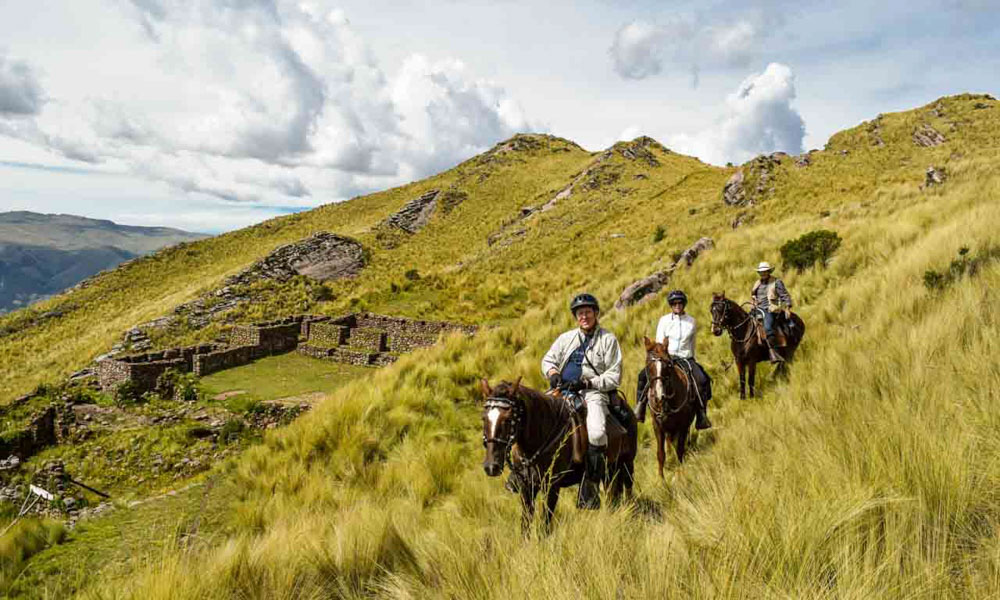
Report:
645,355,690,419
712,300,756,346
483,393,572,476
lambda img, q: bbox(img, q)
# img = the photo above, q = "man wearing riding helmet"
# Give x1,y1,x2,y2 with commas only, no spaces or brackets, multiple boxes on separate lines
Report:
541,293,622,510
634,290,712,430
751,261,793,363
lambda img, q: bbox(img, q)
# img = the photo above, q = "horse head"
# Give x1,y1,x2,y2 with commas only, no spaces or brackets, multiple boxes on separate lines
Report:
643,337,684,416
480,377,523,477
710,292,729,336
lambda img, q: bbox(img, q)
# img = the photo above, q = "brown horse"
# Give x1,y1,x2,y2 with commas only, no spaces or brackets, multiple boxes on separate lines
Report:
480,378,636,533
709,292,805,399
642,338,697,478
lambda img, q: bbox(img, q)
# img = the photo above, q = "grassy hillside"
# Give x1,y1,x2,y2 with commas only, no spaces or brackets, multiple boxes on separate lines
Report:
5,93,1000,598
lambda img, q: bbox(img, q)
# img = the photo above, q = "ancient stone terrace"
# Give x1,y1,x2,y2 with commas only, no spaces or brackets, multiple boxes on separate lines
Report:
98,312,476,396
297,312,478,367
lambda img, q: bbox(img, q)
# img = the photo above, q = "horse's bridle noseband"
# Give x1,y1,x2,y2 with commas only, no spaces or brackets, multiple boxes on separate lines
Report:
483,395,524,470
646,354,691,417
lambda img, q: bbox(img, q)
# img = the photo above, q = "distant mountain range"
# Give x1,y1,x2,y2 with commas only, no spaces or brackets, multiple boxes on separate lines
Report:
0,211,207,313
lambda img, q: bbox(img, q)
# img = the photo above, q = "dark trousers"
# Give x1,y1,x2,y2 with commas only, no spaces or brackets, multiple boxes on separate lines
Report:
636,359,712,407
762,310,779,337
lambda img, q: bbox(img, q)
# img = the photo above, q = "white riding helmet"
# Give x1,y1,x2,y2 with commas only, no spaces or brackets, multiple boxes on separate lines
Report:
756,261,773,272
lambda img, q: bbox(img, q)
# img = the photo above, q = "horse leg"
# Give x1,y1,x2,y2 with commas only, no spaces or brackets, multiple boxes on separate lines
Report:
738,360,747,400
656,425,667,479
607,462,623,508
674,426,690,464
542,486,560,535
520,482,538,536
748,360,757,398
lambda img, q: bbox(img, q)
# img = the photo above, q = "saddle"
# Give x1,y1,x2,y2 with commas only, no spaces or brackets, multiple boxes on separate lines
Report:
752,311,794,347
567,390,635,465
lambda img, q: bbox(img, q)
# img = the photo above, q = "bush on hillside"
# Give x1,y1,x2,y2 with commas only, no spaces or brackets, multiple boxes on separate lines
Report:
780,229,842,271
924,245,1000,291
652,225,666,243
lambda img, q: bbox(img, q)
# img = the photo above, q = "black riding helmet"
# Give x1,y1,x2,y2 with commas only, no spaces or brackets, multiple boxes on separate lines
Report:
667,290,688,306
569,293,600,315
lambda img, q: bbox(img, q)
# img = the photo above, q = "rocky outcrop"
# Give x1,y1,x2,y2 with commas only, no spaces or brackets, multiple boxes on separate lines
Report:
384,190,439,234
376,189,467,248
161,232,364,329
722,170,746,206
913,124,946,147
230,232,365,284
794,153,812,168
723,154,782,207
922,166,947,189
614,237,714,310
732,211,755,229
867,115,886,147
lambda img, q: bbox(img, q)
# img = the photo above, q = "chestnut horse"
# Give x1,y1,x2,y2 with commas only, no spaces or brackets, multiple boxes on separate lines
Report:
709,292,805,399
480,378,636,533
642,337,697,478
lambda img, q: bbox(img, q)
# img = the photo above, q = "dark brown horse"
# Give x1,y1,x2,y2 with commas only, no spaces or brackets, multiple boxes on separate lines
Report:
642,338,697,478
480,378,636,533
709,292,805,399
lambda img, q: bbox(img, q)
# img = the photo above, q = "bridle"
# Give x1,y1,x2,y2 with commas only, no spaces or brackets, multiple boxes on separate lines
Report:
482,391,573,477
712,298,755,345
483,395,523,472
645,354,689,418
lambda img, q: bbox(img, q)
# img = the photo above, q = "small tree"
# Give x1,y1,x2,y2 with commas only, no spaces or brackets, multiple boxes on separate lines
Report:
652,225,666,243
780,230,842,271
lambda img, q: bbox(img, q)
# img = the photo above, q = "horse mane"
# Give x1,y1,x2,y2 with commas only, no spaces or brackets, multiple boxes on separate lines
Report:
493,380,555,408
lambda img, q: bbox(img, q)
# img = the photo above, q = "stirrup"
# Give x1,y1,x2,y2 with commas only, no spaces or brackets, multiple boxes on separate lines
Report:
768,348,785,363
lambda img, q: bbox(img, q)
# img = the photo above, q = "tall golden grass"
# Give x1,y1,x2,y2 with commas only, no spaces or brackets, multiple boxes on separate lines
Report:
84,102,1000,596
7,95,1000,598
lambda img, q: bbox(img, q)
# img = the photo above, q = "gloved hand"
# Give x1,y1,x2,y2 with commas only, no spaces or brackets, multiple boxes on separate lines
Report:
548,372,562,389
565,379,589,393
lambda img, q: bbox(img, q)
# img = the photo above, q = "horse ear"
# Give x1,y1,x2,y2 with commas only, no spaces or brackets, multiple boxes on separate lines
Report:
643,336,655,351
512,376,522,396
479,378,492,399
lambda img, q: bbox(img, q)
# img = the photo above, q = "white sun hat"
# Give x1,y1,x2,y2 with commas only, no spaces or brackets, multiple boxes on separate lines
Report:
756,261,774,272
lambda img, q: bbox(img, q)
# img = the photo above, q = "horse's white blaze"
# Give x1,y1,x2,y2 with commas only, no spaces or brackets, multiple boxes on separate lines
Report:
654,359,665,401
486,407,501,438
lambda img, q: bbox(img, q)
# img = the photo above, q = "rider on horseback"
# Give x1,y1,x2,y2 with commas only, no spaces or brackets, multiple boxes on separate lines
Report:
634,290,712,430
751,262,793,364
541,293,622,510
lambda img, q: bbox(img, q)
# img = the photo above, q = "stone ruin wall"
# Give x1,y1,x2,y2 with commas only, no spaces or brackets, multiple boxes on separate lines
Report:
297,312,476,367
98,312,476,396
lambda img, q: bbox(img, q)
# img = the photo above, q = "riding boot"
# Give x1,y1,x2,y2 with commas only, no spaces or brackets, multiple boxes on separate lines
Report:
766,335,785,363
695,407,712,430
578,445,605,510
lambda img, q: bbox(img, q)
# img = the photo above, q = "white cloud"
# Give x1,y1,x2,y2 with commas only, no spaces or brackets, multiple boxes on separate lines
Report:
0,0,533,211
0,52,44,117
669,62,806,165
609,13,776,83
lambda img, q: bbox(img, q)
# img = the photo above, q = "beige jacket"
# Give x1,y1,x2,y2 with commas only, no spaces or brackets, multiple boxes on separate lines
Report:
541,327,622,393
752,278,793,313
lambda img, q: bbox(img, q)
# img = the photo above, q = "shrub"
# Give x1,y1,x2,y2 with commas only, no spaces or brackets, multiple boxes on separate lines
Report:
404,269,421,281
652,225,666,243
155,369,201,402
780,229,842,271
923,245,1000,292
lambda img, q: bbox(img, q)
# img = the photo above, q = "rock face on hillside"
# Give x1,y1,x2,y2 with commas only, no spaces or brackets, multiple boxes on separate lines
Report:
923,166,947,189
162,233,365,329
381,189,467,235
230,232,366,284
723,154,782,207
913,124,946,147
615,237,714,310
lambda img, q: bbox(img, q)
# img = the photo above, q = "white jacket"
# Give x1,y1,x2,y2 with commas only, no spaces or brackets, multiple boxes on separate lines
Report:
655,313,696,359
540,326,622,393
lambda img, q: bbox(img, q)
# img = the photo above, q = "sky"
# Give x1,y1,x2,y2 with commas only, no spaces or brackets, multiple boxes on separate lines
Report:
0,0,997,233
